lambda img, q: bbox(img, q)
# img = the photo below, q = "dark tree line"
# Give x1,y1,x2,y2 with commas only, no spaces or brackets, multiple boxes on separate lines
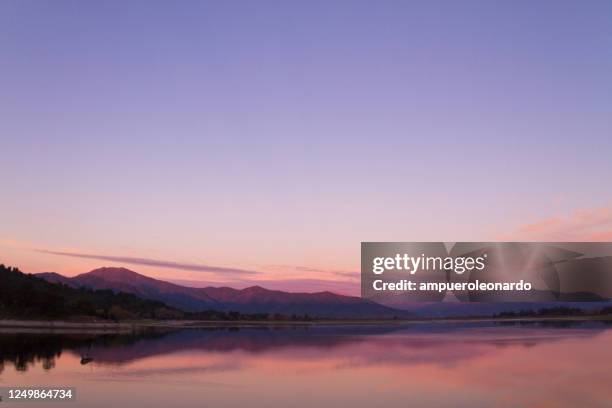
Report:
185,310,313,321
495,306,611,318
0,264,181,320
0,264,316,321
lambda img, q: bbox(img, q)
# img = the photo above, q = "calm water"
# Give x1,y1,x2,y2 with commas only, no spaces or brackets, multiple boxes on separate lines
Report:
1,321,611,408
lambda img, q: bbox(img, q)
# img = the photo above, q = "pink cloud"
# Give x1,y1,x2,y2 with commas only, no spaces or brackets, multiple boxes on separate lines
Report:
500,206,612,241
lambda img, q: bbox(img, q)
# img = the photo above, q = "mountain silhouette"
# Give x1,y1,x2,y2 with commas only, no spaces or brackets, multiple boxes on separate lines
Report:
37,267,408,319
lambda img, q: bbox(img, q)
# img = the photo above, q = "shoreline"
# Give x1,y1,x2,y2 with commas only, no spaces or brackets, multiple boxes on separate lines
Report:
1,314,610,332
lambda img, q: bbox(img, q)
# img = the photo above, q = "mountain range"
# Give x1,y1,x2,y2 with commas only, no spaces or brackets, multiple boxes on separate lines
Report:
37,267,408,319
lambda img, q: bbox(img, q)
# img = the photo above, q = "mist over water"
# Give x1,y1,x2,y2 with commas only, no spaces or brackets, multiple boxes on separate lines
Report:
1,322,611,407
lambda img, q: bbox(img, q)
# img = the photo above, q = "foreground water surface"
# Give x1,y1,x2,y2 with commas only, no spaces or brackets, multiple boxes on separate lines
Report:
1,321,611,408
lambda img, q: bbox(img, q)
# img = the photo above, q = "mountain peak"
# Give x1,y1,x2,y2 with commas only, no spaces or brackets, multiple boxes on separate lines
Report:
83,267,155,283
35,272,77,288
37,272,65,278
241,285,268,293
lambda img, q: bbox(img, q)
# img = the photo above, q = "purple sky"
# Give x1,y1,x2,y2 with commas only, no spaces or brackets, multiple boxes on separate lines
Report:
1,1,611,294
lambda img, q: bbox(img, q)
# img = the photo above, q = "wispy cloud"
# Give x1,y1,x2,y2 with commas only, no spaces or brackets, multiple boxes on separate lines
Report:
35,249,261,276
499,206,612,241
275,265,360,280
330,270,360,280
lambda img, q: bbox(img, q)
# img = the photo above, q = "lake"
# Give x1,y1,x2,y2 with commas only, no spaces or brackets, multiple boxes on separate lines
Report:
1,321,611,407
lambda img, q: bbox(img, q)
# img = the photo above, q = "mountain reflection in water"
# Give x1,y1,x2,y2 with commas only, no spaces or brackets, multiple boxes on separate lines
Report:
0,321,611,408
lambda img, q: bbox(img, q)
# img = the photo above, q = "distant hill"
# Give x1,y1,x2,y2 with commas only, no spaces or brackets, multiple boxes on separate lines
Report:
0,264,181,320
403,300,612,318
37,267,408,319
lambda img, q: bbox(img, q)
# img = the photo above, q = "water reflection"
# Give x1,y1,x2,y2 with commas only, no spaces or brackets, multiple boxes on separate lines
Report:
0,330,170,373
0,321,608,372
1,321,611,407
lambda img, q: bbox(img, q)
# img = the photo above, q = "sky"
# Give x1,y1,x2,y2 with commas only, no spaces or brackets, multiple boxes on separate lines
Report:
1,0,611,295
